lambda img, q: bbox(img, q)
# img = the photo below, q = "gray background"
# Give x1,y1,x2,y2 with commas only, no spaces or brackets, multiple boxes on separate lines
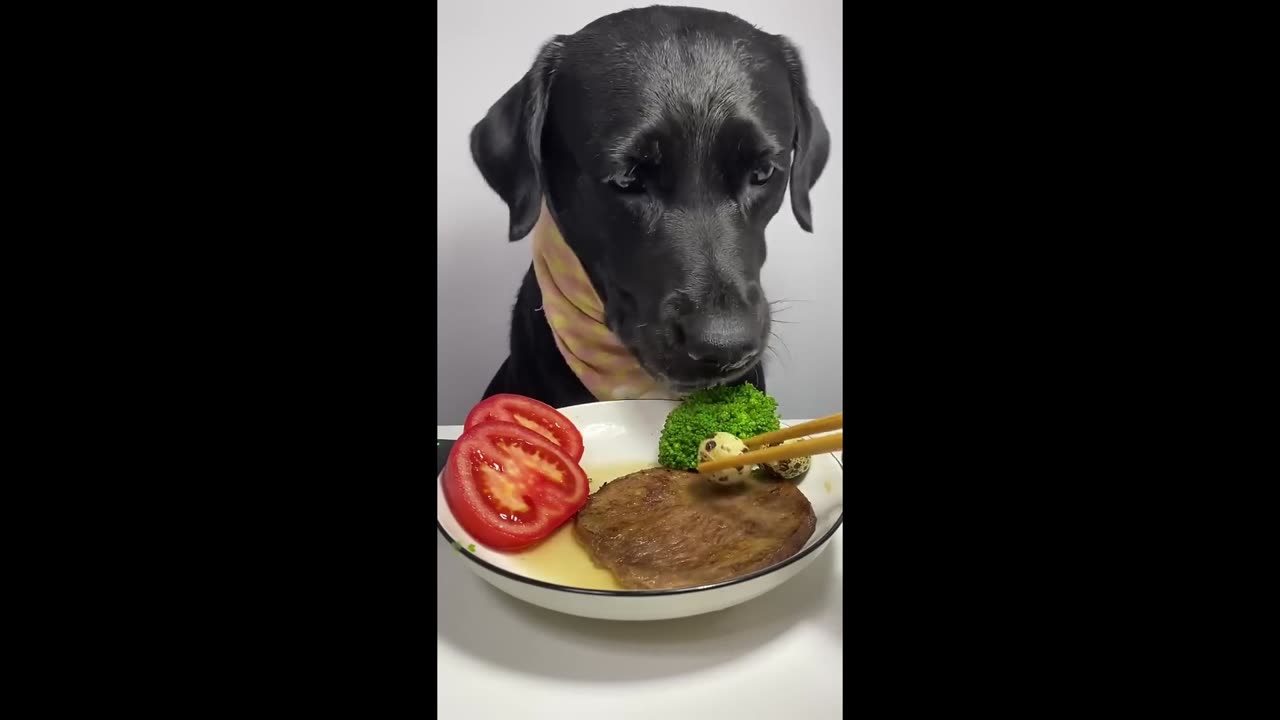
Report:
437,0,843,423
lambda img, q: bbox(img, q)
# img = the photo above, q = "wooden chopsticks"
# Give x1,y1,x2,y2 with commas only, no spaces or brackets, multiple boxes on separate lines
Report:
741,412,842,448
697,413,843,474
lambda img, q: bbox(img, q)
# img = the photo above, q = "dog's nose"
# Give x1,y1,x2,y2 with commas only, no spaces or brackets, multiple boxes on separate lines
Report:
675,312,763,369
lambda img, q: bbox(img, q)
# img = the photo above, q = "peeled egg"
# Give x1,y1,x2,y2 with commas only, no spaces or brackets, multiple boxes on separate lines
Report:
697,432,753,485
764,440,811,479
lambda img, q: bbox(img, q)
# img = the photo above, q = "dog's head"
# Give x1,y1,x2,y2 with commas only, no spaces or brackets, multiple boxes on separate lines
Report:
471,7,829,392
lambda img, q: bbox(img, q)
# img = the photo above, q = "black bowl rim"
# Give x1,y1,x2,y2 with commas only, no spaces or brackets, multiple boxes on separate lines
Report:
436,410,844,598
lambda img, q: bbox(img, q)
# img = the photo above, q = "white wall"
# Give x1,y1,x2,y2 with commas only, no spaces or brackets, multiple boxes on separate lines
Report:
437,0,843,423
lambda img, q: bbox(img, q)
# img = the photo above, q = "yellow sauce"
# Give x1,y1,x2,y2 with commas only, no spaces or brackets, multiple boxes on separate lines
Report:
514,461,654,591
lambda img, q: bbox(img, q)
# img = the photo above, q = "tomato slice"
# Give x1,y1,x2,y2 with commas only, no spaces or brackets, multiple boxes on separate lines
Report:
442,421,590,550
463,394,584,462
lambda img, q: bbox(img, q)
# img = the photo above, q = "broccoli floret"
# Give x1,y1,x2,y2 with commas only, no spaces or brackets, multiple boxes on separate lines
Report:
658,383,780,470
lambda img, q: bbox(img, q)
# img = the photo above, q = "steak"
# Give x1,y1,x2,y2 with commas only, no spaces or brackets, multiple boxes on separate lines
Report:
574,467,816,590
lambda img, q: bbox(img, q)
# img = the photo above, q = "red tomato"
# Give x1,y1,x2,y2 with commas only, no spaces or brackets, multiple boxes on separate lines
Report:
463,394,584,462
442,421,590,550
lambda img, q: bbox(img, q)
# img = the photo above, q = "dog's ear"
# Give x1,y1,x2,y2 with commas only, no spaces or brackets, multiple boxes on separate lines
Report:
778,37,830,233
470,37,565,242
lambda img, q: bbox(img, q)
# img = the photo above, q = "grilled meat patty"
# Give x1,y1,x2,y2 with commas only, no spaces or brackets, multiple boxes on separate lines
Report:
574,467,816,590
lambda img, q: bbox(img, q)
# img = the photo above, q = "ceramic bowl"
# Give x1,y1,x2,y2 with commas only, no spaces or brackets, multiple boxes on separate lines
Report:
436,399,843,621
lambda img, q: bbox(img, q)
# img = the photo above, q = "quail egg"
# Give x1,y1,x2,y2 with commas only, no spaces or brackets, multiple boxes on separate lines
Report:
764,441,811,479
697,432,754,485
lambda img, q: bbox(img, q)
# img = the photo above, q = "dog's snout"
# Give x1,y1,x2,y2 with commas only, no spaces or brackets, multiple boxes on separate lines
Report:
661,278,767,371
672,310,763,368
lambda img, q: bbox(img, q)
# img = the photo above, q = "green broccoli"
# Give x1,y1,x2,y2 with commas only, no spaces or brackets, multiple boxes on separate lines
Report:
658,383,780,470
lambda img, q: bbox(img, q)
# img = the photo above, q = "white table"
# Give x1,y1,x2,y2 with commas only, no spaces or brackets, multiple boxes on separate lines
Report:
437,422,843,720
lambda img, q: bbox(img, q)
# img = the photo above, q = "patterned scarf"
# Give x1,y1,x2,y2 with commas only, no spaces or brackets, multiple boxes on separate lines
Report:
530,203,683,401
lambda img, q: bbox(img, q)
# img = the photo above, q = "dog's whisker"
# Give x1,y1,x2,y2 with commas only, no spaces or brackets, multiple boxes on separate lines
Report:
768,332,793,361
765,344,786,368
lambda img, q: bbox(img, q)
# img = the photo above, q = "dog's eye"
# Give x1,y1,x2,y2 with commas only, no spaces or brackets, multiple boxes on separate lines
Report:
750,165,776,186
609,174,646,193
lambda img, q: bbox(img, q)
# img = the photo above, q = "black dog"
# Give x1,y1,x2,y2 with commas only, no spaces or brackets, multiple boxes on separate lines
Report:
471,6,829,408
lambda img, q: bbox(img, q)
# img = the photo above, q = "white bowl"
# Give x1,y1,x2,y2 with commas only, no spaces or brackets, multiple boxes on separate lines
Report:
436,399,844,621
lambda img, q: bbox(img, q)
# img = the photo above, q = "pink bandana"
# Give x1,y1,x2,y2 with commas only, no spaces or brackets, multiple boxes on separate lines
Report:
530,203,683,401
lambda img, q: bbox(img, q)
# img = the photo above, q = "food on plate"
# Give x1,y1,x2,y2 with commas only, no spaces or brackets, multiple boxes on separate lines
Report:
697,431,754,485
442,392,822,590
464,393,585,461
442,421,589,550
657,383,780,470
763,440,812,479
574,467,816,590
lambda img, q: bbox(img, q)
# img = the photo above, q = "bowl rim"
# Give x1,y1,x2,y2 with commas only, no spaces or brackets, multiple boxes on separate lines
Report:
436,403,844,597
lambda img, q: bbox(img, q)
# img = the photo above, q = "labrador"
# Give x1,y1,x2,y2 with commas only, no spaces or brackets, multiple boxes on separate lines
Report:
470,6,829,408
